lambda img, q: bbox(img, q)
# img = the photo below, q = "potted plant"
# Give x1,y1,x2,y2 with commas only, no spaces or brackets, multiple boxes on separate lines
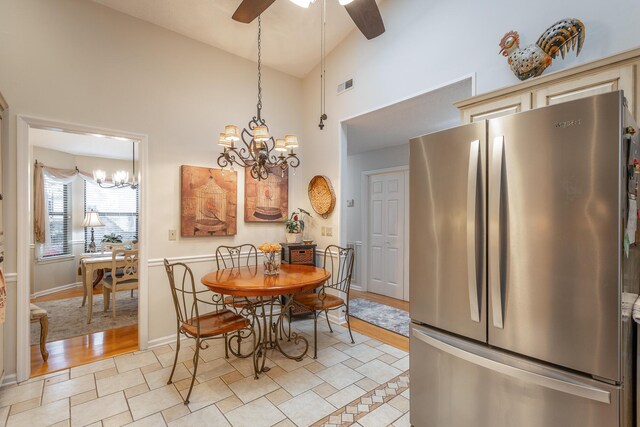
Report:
285,208,311,244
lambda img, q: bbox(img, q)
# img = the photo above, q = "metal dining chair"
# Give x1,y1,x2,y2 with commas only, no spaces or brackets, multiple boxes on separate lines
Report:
215,244,263,307
164,259,252,404
292,245,355,358
216,244,272,356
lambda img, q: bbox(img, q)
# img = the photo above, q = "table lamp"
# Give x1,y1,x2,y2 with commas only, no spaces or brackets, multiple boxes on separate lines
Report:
81,209,105,253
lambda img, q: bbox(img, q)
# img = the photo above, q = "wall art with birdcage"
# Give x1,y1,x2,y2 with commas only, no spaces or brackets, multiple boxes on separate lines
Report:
244,166,288,222
180,165,237,237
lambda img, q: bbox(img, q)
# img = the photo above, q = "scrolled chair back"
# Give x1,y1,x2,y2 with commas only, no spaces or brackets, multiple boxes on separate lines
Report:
164,259,224,335
215,244,258,269
322,245,355,294
112,249,138,283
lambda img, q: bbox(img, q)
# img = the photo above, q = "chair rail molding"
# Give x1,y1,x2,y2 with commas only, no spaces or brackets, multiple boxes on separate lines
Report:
16,115,149,383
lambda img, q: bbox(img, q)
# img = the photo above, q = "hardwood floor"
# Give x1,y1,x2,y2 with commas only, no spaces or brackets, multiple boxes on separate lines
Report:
31,284,103,303
343,290,409,352
30,284,138,378
31,324,138,377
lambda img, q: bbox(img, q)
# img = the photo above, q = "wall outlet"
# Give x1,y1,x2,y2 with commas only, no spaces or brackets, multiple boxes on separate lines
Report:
168,229,177,241
326,227,333,237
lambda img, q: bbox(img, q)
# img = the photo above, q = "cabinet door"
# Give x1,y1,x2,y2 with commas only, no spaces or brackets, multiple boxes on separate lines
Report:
534,65,635,112
462,93,532,124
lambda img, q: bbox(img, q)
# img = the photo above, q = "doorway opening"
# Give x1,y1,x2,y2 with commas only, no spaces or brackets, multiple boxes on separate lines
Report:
17,117,148,381
339,76,473,334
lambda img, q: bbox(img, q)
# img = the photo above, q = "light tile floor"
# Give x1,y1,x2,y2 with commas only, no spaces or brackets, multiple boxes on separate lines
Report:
0,319,409,427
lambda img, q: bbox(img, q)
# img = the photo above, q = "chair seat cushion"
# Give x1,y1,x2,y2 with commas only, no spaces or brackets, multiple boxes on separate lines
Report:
293,293,345,311
102,276,139,290
30,303,47,320
182,309,250,337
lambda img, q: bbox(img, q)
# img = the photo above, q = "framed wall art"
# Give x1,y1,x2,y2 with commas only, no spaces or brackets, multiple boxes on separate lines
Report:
181,165,237,236
244,166,288,222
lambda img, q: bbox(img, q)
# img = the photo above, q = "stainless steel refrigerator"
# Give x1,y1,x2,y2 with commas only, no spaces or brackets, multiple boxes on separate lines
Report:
409,91,640,427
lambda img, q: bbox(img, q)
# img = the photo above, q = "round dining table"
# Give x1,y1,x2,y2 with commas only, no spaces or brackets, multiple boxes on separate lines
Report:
201,263,330,377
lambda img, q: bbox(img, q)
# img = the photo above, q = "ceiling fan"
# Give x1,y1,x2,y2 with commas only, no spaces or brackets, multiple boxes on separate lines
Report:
232,0,385,40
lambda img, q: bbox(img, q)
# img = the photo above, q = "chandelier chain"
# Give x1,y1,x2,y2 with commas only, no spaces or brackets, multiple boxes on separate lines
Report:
257,16,263,120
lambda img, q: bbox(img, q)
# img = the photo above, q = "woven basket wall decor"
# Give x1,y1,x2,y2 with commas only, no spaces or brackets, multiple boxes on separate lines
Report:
308,175,336,218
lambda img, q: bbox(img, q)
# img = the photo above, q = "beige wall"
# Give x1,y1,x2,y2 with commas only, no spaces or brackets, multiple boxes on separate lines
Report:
0,0,303,378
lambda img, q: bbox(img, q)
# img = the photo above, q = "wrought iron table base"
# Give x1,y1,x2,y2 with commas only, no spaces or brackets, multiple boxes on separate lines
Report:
228,295,310,379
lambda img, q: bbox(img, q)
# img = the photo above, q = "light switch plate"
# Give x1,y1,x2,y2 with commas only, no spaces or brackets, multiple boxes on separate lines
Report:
169,229,177,241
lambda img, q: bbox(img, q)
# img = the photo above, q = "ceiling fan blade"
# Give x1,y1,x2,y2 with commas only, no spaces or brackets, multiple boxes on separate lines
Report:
344,0,385,40
232,0,276,24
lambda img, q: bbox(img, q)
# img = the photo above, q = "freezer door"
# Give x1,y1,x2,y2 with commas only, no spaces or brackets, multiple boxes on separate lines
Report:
487,91,622,382
410,122,487,342
410,323,622,427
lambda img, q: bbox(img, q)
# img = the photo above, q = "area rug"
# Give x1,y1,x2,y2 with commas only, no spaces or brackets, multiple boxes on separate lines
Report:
30,292,138,344
348,298,410,337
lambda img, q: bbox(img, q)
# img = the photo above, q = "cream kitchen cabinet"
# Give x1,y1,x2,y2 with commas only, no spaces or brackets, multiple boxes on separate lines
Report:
462,92,531,123
457,48,640,124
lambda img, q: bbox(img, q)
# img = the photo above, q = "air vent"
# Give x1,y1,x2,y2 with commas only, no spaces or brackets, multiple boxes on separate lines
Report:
337,78,354,95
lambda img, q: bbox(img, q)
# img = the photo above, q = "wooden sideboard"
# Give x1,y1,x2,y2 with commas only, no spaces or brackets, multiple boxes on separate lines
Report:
456,48,640,124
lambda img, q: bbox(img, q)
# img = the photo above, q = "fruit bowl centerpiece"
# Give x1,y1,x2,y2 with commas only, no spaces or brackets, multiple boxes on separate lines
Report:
258,243,282,275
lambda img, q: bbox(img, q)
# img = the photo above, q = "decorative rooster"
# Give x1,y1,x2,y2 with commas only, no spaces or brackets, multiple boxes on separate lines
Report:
499,18,585,81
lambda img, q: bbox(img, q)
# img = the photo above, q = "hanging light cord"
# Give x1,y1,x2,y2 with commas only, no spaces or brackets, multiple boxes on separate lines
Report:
318,0,327,130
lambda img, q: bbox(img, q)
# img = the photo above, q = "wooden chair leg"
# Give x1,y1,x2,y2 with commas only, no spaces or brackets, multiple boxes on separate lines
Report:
39,316,49,361
103,286,110,312
112,287,117,318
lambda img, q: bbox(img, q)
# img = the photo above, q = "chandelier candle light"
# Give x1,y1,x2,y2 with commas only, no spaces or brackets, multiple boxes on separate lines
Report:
259,243,282,275
93,140,138,189
217,17,300,181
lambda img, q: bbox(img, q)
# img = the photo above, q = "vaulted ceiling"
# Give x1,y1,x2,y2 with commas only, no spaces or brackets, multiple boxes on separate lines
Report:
91,0,379,77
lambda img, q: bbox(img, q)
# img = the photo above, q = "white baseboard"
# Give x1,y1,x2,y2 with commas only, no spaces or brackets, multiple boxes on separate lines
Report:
31,282,82,299
147,333,185,349
350,284,364,292
1,372,16,388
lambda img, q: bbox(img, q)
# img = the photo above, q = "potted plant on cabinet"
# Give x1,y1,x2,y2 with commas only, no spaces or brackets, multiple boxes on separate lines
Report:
285,208,311,244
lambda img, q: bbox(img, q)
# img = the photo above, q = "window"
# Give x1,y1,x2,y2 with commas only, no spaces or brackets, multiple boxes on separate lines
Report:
42,176,71,258
84,181,139,252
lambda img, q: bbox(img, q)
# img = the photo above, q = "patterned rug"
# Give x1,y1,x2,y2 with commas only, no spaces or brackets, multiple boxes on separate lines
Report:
30,292,138,344
348,298,410,337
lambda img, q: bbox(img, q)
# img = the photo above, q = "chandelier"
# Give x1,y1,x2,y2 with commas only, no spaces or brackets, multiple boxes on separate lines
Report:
93,140,138,189
217,17,300,181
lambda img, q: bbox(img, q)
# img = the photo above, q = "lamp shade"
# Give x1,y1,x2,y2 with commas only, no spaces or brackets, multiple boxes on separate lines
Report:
81,210,105,228
224,125,241,142
218,132,232,147
284,134,299,148
275,138,287,152
253,125,270,142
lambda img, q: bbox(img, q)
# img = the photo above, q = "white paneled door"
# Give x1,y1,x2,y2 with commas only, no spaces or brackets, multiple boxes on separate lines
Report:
368,171,405,299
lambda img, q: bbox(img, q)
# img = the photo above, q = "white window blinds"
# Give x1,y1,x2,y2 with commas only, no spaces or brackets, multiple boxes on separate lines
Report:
42,175,71,258
84,181,139,252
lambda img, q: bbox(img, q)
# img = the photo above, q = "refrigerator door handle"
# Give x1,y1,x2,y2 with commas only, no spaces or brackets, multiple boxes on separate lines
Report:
466,139,481,323
490,136,504,329
412,327,611,404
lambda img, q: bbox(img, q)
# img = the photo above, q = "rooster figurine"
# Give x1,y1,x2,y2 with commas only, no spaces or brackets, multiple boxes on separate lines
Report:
499,18,585,81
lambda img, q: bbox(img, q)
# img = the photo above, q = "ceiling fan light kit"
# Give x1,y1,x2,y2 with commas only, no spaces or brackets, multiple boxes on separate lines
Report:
232,0,385,40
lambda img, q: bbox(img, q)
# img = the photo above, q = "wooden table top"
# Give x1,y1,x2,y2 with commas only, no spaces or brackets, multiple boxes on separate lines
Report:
201,264,330,297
